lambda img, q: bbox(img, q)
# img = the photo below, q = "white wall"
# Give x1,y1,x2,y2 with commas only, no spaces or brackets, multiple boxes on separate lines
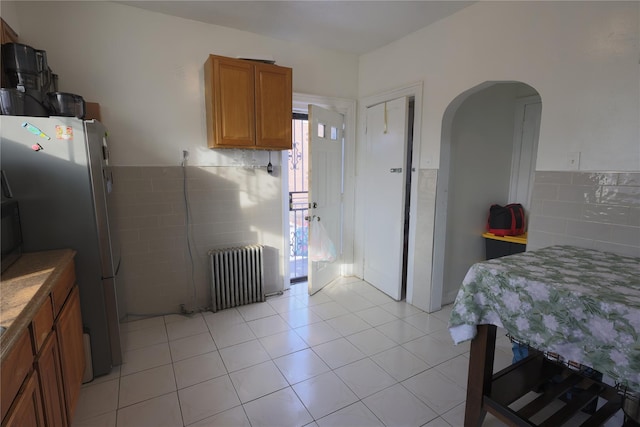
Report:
7,1,638,312
7,1,359,167
0,1,20,34
6,1,359,314
359,1,640,172
359,1,639,310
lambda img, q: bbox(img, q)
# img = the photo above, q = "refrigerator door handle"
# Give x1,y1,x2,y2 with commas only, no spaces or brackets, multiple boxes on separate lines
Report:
114,256,121,276
1,170,13,198
103,169,114,194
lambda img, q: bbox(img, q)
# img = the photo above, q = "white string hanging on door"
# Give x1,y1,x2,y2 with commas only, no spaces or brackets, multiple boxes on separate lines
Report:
383,101,388,134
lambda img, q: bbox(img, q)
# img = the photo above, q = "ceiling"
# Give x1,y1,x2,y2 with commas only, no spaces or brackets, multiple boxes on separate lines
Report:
119,1,474,55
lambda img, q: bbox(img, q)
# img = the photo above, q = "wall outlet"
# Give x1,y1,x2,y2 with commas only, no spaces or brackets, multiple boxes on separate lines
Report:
567,151,581,170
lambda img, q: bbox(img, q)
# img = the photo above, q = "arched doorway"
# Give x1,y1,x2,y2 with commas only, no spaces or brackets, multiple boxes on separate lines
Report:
431,82,542,310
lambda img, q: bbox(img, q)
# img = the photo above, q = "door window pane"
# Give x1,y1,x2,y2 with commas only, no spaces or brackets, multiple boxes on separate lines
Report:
330,126,338,140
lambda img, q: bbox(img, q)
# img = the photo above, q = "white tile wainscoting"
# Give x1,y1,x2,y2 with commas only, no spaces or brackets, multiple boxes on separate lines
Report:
528,172,640,257
110,165,284,317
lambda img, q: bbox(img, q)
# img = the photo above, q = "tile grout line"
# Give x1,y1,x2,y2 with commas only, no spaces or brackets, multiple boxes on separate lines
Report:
165,315,188,427
78,282,469,427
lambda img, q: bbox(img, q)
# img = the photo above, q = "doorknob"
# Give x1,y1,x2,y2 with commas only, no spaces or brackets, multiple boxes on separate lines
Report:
390,168,403,173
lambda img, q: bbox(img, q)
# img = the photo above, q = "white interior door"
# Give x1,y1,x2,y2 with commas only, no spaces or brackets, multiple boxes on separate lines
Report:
363,97,409,300
308,105,344,295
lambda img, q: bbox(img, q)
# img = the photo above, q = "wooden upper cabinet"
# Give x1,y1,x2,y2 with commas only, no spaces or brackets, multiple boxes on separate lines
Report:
1,18,19,45
205,55,292,150
209,56,255,148
255,63,293,150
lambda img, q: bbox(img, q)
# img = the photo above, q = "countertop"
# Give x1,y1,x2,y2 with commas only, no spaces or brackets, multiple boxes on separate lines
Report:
0,249,76,360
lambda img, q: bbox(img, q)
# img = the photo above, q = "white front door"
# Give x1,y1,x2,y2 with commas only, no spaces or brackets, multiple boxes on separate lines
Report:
363,97,409,300
307,105,344,295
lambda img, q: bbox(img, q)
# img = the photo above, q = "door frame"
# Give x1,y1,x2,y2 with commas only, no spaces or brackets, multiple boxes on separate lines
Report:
432,83,541,312
281,93,356,290
355,82,423,303
508,95,542,211
431,82,495,312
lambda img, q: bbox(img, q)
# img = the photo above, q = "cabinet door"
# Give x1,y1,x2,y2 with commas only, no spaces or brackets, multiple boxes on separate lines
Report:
55,286,85,422
51,261,75,318
207,55,255,148
31,297,54,353
1,330,33,421
254,63,292,150
36,331,67,427
2,371,45,427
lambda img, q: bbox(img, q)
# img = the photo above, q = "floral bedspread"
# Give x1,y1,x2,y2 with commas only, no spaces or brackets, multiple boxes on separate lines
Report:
449,245,640,390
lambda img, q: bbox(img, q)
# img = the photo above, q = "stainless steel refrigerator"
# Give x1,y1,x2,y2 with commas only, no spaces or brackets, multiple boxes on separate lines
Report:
1,115,122,377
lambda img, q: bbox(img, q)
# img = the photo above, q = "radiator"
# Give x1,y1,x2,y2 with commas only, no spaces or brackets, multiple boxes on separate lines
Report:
208,245,265,312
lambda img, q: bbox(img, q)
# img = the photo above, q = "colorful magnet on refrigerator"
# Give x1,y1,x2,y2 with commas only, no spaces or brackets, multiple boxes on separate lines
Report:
31,143,44,151
22,122,51,140
55,125,73,140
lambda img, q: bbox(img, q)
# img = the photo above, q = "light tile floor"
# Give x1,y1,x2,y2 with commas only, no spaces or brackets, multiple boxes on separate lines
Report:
71,277,626,427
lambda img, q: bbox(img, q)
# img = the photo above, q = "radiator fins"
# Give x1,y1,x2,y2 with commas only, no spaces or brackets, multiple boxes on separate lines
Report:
208,245,265,312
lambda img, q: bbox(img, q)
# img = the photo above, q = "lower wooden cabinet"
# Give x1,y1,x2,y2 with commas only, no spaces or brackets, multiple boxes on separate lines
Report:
55,286,85,421
0,330,33,421
2,371,45,427
1,252,85,427
35,331,67,427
